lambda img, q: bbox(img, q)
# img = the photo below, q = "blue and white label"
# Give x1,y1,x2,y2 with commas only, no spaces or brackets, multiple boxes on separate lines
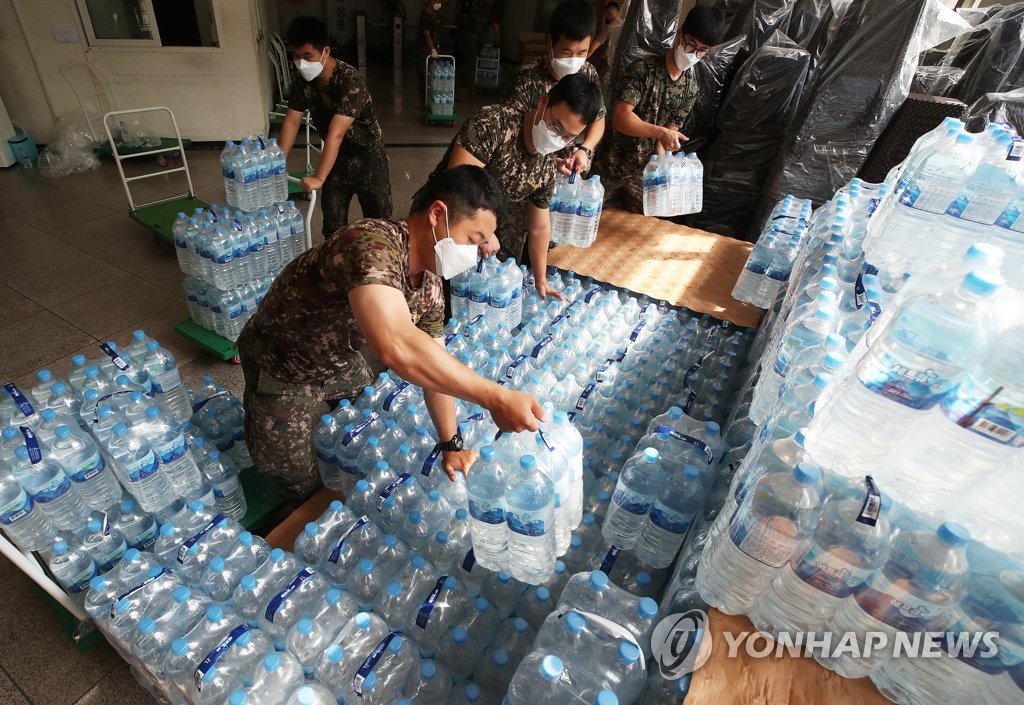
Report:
792,545,874,599
421,447,442,477
177,513,227,563
600,545,620,574
575,383,596,411
856,574,945,632
99,343,131,372
505,355,528,380
113,568,172,615
859,350,957,410
468,498,504,525
415,576,450,629
194,625,249,691
19,427,42,464
585,286,602,303
653,426,714,464
649,505,694,535
596,360,615,384
329,516,370,564
264,567,317,623
150,368,182,395
612,486,651,516
729,513,800,568
213,477,241,500
3,383,35,418
382,382,410,412
353,631,403,696
376,473,412,511
153,433,188,465
530,335,554,359
125,450,159,483
341,413,379,447
132,524,159,552
69,451,105,483
900,177,960,215
0,489,33,525
629,320,647,342
507,509,547,537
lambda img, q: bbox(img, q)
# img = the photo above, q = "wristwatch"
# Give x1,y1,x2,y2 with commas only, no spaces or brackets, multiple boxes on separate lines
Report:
576,145,594,160
437,431,465,452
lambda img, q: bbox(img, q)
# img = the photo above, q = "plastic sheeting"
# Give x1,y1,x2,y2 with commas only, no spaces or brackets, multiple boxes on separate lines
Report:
951,4,1024,105
725,0,796,50
962,86,1024,136
757,0,970,217
680,35,750,152
912,65,965,95
691,32,811,239
786,0,830,47
37,114,101,179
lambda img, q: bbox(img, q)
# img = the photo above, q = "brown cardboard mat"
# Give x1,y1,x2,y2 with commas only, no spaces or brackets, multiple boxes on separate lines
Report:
548,208,763,329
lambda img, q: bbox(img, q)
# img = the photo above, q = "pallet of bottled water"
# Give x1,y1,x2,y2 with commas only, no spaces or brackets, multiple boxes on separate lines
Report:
1,336,252,570
731,194,814,308
172,202,306,342
551,172,605,248
427,56,456,117
690,167,1024,705
220,135,289,212
641,152,704,217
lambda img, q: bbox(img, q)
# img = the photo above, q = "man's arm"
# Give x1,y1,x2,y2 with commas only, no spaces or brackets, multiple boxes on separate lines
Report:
278,108,305,156
349,284,542,431
423,338,478,479
611,100,686,152
526,202,561,300
301,113,354,193
562,116,607,175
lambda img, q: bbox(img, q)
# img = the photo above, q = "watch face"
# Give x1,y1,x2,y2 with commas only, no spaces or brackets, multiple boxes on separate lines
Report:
451,434,464,451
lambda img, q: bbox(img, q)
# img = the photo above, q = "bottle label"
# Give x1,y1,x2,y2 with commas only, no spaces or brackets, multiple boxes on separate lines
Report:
341,413,379,447
468,498,504,525
505,354,528,380
649,505,694,535
329,516,370,564
611,486,651,516
415,576,451,629
855,573,951,632
939,372,1023,447
126,450,160,483
376,473,412,511
240,166,259,184
264,567,317,623
858,350,956,410
69,451,105,483
530,335,554,359
854,274,867,309
461,549,476,573
194,624,249,692
575,383,596,411
153,433,188,465
629,320,647,342
596,360,615,384
0,489,33,525
946,187,1011,226
33,473,73,504
599,545,620,574
901,177,960,214
585,286,602,303
213,477,241,500
114,567,172,615
857,476,882,527
653,426,714,464
791,545,875,599
132,524,159,551
382,382,410,412
421,448,442,477
19,427,42,464
177,514,227,563
3,383,35,418
99,343,131,372
151,368,182,395
354,632,404,696
729,514,801,568
507,508,547,537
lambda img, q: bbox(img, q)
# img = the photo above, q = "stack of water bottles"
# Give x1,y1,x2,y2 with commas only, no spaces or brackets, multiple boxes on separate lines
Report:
427,57,455,117
641,152,705,217
731,195,814,308
173,201,306,341
689,162,1023,705
449,256,525,329
220,136,289,211
0,338,250,582
550,172,605,248
863,117,1024,281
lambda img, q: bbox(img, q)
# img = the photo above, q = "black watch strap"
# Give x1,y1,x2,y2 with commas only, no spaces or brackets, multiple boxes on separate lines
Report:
437,431,464,452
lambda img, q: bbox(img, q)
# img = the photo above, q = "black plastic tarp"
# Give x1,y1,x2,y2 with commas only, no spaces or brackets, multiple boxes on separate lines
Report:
680,35,749,153
951,4,1024,105
963,86,1024,136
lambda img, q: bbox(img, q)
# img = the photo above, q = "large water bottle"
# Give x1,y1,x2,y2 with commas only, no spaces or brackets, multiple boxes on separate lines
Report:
504,454,556,585
732,231,779,305
551,175,578,245
266,137,288,203
234,140,260,211
0,468,55,551
139,341,191,426
633,464,703,568
220,141,238,208
203,451,247,520
105,423,170,513
138,405,202,493
807,269,1003,477
82,516,128,573
466,445,510,571
816,521,971,679
11,445,87,531
642,155,660,216
602,448,665,550
696,461,824,615
48,539,97,600
49,424,122,511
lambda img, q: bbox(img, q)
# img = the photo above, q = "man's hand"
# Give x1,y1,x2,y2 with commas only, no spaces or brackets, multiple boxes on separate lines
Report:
431,48,439,58
487,388,543,433
480,235,500,258
442,448,478,480
559,149,590,176
535,276,563,300
655,126,688,152
300,175,324,193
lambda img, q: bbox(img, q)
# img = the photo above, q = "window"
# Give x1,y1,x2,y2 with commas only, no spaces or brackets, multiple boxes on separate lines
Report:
76,0,220,48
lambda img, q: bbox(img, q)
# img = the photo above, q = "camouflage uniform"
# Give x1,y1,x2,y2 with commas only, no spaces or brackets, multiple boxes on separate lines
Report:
591,55,698,213
421,104,556,264
237,219,444,500
459,0,503,83
419,7,442,90
288,61,392,238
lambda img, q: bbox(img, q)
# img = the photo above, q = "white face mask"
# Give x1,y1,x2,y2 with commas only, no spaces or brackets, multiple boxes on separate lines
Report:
674,44,701,71
433,2,441,10
531,106,569,156
550,52,586,79
432,205,479,279
294,53,326,81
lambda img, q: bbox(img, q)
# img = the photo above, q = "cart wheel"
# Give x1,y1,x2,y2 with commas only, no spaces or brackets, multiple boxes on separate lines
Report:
230,354,241,365
157,155,169,167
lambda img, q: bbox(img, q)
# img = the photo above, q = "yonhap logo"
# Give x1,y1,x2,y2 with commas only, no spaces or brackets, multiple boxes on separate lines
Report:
651,609,712,679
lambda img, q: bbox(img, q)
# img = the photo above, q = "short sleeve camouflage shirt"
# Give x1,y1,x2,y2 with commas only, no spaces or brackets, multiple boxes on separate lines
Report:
425,104,556,210
504,59,607,120
237,219,444,385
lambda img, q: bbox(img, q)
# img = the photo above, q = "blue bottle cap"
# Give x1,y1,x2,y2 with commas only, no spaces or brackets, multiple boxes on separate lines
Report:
89,576,107,591
359,559,374,573
421,661,437,679
360,674,376,693
408,512,421,525
637,571,652,586
296,617,313,635
795,429,808,447
171,639,189,657
320,414,332,426
513,617,529,633
443,576,457,590
638,597,659,619
87,518,102,533
270,548,285,561
705,422,720,435
938,522,971,548
541,655,564,680
565,612,586,634
813,374,832,391
411,555,426,569
356,479,370,492
229,690,248,705
493,649,509,666
519,455,536,470
455,507,468,521
642,448,659,463
497,571,511,583
209,556,225,572
326,644,343,663
240,575,256,591
384,533,398,547
618,641,640,664
173,586,190,603
452,627,468,644
464,684,481,702
263,652,280,671
329,500,343,512
554,560,567,575
207,606,223,622
355,613,371,629
683,466,701,481
145,406,160,419
793,462,821,486
595,691,619,705
962,270,1003,297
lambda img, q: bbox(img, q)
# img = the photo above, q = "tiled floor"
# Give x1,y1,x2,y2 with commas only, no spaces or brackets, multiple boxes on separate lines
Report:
0,63,495,705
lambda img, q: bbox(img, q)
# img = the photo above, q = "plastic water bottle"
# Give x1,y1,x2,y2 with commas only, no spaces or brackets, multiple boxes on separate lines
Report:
695,462,824,615
732,231,778,305
642,156,660,216
49,424,122,510
82,517,127,573
139,341,192,426
266,138,288,202
466,446,510,571
220,141,238,208
248,652,306,705
202,451,245,520
602,448,664,550
11,446,87,531
402,660,454,703
633,465,702,568
505,455,556,585
105,422,170,513
0,469,55,551
48,539,96,599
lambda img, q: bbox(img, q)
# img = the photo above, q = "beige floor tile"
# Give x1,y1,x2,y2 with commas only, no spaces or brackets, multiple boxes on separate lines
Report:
5,251,131,307
136,259,186,294
71,662,156,705
0,232,86,282
110,301,207,370
50,213,153,253
0,283,43,328
85,186,136,213
91,231,177,275
0,309,95,392
12,198,116,234
50,277,180,340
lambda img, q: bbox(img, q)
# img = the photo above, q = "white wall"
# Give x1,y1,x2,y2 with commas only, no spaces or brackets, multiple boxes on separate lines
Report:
0,0,272,143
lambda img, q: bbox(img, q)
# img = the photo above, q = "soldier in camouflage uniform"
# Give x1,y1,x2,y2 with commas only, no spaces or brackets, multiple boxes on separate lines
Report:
592,6,722,213
280,17,392,239
421,73,603,298
237,166,543,501
419,0,444,95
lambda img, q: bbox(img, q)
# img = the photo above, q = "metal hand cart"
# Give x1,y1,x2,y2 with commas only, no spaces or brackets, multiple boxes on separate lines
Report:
425,54,459,126
475,44,501,92
174,175,318,364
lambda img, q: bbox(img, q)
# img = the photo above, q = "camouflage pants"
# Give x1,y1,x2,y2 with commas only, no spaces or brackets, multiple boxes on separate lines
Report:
496,199,530,266
322,162,393,239
592,140,645,214
239,353,361,502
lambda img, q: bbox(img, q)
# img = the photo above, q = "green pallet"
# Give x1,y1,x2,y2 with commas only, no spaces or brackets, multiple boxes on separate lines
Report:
174,318,238,361
39,590,108,653
95,137,192,157
426,111,459,125
130,197,208,242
